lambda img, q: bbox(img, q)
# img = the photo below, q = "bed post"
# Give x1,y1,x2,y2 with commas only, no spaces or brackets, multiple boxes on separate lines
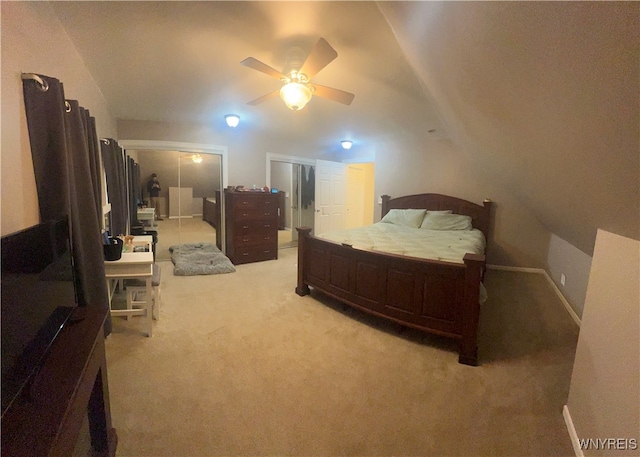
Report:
295,227,312,296
459,253,485,366
381,195,391,217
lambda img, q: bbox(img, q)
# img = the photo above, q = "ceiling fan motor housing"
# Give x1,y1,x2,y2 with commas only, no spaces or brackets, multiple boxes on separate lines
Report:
283,45,307,77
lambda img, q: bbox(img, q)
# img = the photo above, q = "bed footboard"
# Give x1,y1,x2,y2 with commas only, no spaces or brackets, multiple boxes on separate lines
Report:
296,227,485,365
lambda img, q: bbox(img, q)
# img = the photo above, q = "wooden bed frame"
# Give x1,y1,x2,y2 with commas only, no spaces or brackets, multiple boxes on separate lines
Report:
295,193,492,366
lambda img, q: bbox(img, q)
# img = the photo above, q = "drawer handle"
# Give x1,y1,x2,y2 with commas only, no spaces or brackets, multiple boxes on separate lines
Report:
264,250,271,254
242,252,249,256
242,213,249,217
264,236,270,240
264,212,271,216
243,225,249,229
242,238,249,242
263,224,271,228
242,201,248,205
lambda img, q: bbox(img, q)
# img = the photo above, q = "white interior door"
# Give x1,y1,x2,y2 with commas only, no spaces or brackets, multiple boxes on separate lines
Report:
315,160,345,235
345,165,365,228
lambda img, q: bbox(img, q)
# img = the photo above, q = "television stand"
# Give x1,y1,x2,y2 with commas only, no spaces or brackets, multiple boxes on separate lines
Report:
1,307,117,457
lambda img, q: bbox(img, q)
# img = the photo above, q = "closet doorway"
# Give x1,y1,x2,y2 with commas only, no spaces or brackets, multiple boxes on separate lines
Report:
267,154,315,249
120,141,228,261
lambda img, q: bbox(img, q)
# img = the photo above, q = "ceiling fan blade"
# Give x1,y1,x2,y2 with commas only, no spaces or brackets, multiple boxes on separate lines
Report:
299,38,338,80
311,84,355,106
247,90,281,106
241,57,287,81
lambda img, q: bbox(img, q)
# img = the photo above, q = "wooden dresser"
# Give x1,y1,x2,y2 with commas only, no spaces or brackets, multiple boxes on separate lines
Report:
224,189,278,264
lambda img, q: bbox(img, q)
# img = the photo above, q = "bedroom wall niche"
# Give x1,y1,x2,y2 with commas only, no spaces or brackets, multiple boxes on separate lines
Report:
130,148,223,261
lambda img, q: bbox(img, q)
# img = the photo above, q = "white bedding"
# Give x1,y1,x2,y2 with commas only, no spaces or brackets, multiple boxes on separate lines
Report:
317,222,486,264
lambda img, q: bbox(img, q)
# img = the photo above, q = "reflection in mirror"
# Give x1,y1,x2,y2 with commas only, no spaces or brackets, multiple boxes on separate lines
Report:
270,161,315,249
133,150,222,261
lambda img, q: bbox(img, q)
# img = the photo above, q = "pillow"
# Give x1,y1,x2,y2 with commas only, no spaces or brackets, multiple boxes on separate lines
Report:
420,212,473,230
426,210,453,215
380,209,426,228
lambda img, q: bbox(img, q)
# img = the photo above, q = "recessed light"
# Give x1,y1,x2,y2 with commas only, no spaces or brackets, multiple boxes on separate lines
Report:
341,140,353,150
225,114,240,127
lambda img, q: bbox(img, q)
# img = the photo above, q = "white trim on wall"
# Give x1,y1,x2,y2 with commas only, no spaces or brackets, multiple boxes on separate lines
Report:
486,264,582,327
563,405,585,457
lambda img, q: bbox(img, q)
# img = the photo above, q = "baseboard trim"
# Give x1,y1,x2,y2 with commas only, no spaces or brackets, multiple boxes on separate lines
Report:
563,405,585,457
486,264,581,327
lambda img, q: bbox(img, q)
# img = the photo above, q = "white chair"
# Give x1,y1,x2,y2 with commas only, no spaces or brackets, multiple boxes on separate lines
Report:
126,264,161,320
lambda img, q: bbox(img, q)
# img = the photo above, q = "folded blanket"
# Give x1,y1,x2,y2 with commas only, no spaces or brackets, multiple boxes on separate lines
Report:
169,242,235,276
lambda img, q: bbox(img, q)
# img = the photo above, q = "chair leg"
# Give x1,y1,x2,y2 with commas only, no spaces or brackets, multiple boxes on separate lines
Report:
125,288,133,321
153,285,160,320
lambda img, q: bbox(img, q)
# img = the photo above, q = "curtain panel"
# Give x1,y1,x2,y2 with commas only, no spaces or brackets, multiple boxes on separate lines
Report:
100,139,128,236
22,74,111,334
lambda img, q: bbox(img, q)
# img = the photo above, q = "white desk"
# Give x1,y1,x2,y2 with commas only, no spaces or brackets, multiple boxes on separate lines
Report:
104,235,154,336
137,208,156,227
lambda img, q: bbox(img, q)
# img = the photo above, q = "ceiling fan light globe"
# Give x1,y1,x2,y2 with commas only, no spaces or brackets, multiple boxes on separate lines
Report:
280,82,312,110
225,114,240,127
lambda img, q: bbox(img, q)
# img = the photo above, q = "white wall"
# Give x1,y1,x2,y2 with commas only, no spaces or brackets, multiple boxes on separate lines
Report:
565,230,639,456
1,1,117,236
547,234,593,318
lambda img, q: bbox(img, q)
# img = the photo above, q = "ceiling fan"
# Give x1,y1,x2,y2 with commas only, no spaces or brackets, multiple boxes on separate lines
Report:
241,38,355,111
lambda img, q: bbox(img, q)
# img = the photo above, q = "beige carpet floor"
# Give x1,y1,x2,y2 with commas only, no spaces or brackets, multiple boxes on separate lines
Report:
105,248,579,457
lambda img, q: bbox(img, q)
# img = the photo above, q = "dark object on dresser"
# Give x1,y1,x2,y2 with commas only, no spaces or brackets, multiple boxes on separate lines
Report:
224,189,278,264
296,193,492,366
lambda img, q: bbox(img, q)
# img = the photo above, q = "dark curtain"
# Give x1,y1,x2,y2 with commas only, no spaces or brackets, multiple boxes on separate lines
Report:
84,112,102,224
100,139,127,236
127,155,142,229
22,74,111,335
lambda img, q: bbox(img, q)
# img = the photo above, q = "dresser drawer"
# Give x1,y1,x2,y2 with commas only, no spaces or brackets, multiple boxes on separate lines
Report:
233,220,277,234
232,244,278,264
234,208,277,221
234,232,277,247
233,232,278,249
257,197,277,209
233,196,259,209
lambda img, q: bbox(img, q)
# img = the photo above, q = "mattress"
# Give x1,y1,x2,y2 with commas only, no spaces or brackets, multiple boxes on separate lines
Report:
317,222,486,264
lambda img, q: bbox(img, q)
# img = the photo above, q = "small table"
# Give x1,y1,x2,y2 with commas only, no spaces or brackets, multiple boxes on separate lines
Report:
104,236,154,336
137,208,156,227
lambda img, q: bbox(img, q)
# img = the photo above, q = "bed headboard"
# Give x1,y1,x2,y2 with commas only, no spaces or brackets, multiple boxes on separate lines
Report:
381,193,493,240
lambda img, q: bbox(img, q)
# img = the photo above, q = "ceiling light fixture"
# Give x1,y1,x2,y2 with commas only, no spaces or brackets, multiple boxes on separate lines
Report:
192,154,203,164
280,82,312,111
341,140,353,150
225,114,240,127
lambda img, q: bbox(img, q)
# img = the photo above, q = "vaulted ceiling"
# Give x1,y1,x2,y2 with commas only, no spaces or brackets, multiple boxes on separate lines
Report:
51,2,444,146
50,1,639,255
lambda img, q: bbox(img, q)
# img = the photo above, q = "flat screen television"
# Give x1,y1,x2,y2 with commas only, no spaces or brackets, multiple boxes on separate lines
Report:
1,216,79,417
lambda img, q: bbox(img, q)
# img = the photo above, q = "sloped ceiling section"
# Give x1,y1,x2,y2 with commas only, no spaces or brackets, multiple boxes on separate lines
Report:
379,1,639,255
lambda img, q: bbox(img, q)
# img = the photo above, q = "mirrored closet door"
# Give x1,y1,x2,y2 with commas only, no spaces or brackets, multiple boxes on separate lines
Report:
133,149,222,261
270,160,315,249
